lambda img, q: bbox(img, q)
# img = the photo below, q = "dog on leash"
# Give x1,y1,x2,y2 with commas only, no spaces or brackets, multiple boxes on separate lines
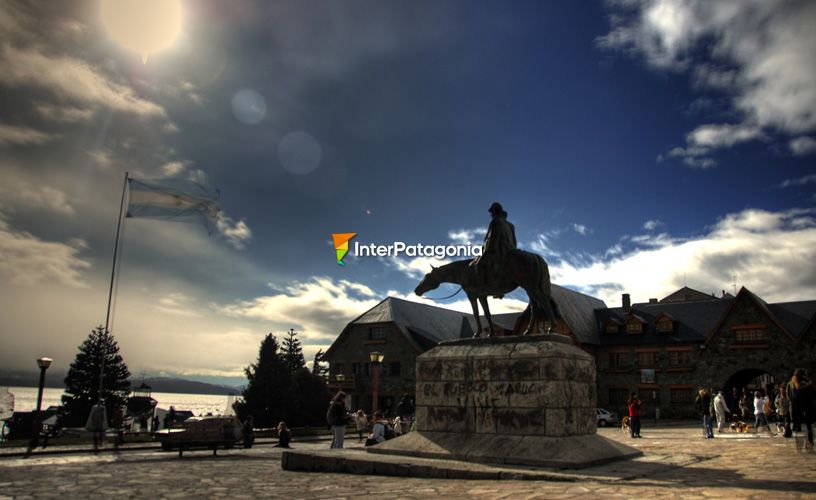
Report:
621,415,631,434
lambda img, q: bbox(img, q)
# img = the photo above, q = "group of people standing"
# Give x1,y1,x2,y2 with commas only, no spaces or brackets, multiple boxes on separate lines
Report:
625,369,813,448
698,368,814,447
327,391,413,449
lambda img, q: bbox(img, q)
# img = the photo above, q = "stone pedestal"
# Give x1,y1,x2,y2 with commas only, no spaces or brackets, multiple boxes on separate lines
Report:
369,334,641,468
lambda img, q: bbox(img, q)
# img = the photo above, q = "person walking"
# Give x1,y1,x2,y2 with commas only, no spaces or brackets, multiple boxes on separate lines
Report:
354,410,368,443
713,390,731,433
753,390,773,435
327,391,350,449
627,392,642,438
739,388,753,423
695,388,714,438
774,384,791,437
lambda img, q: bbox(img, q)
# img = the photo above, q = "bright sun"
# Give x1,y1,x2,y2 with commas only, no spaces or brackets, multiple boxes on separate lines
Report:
101,0,182,63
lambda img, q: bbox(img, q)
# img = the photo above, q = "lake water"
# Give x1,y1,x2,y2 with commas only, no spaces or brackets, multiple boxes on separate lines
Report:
1,386,237,416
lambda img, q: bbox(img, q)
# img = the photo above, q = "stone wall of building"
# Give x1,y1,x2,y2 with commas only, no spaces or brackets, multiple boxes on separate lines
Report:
324,322,420,412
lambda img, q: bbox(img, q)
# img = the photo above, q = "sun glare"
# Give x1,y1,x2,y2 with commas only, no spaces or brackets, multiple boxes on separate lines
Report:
100,0,182,63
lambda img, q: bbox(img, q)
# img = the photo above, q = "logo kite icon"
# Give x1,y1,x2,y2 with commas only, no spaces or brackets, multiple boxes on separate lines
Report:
332,233,356,266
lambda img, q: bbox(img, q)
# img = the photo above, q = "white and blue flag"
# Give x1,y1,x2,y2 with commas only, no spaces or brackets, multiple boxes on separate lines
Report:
126,178,220,233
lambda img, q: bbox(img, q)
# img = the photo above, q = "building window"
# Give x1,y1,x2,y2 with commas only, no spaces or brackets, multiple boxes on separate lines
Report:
390,362,401,376
626,321,643,334
333,363,344,374
670,388,694,404
379,363,389,376
609,388,629,405
733,327,767,343
637,351,656,368
353,363,371,376
605,322,619,334
369,326,386,340
609,351,629,369
668,350,692,367
656,317,673,333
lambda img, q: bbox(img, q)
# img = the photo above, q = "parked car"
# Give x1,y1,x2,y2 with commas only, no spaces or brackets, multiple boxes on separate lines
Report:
597,408,619,427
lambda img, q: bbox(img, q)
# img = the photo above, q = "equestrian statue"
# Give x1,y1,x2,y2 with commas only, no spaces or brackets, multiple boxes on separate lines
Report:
414,202,560,337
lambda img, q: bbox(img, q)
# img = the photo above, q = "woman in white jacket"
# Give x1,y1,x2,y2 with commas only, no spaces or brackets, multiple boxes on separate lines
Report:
713,391,730,433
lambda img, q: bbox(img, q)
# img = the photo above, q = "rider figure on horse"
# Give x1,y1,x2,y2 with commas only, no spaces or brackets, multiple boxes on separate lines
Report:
470,202,517,297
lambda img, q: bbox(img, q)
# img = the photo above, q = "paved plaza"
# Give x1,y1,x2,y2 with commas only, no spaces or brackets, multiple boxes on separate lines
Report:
0,425,814,498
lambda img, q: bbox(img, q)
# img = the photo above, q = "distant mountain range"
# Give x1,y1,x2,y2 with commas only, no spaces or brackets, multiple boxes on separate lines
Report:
0,370,242,396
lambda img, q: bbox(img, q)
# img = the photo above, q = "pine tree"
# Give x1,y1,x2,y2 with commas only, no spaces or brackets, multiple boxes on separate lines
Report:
280,328,305,372
62,326,131,427
312,349,328,378
234,333,295,428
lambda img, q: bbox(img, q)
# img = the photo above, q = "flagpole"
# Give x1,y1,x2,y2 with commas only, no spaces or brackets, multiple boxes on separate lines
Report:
97,171,129,407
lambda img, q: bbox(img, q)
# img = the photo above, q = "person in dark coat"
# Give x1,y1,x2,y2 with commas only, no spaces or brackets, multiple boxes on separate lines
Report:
328,391,350,449
695,388,714,438
242,416,254,449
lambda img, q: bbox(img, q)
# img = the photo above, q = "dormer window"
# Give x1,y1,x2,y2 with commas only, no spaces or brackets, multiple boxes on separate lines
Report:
605,319,621,334
655,314,674,333
625,315,646,334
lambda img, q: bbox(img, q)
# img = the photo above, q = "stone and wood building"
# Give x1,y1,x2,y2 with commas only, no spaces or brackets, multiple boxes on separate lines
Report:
322,285,816,420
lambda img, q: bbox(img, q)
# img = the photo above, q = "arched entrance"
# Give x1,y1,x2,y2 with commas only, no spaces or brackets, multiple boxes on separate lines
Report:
723,368,775,418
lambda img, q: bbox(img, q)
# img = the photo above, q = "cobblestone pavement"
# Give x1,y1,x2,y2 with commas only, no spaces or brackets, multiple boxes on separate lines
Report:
0,426,813,499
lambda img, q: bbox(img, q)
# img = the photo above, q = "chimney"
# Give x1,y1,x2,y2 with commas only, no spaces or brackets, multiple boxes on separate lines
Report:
722,290,726,298
622,293,631,311
649,298,658,304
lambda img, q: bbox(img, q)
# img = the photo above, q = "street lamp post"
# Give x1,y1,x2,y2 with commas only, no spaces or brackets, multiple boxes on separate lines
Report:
29,357,53,450
369,352,384,415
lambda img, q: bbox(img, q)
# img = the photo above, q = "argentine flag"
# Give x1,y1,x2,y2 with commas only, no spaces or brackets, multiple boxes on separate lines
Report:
126,178,220,233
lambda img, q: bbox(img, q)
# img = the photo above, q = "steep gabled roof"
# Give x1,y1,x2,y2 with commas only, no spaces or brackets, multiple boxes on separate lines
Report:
337,296,474,352
767,301,816,338
552,284,608,344
597,297,733,346
704,287,798,345
660,286,716,303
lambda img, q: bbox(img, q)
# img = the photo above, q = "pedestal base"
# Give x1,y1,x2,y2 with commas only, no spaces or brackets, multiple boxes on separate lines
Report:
368,430,642,469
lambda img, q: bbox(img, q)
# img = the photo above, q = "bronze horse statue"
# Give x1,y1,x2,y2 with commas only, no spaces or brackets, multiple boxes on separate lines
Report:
414,249,559,337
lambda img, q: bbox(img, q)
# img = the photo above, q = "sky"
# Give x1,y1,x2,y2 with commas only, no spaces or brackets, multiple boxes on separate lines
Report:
1,0,814,387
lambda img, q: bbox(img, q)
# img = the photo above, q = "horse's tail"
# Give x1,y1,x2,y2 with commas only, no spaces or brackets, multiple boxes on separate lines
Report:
534,253,558,322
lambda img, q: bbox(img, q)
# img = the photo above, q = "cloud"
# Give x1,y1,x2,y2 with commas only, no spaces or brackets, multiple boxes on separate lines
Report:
0,216,90,287
216,215,253,250
643,219,663,231
0,45,165,117
161,161,189,177
219,277,384,343
777,174,816,189
572,223,590,236
0,178,74,215
686,123,764,148
599,0,816,164
33,102,94,123
0,123,54,146
789,137,816,156
549,207,816,305
447,227,486,245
